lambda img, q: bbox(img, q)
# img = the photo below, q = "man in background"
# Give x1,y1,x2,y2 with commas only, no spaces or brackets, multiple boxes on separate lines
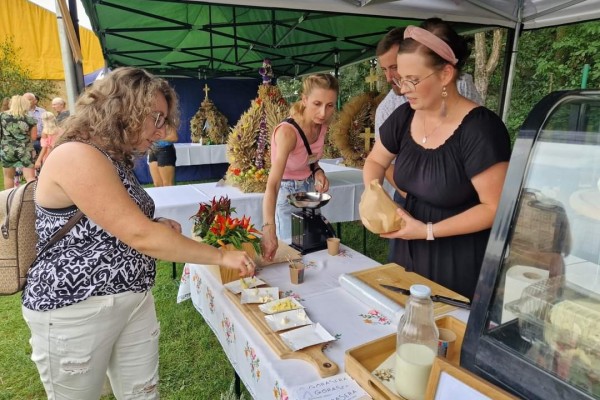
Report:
51,97,70,125
23,92,46,155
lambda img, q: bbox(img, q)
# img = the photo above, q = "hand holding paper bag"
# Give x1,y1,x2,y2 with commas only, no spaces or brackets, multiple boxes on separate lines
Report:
359,179,406,234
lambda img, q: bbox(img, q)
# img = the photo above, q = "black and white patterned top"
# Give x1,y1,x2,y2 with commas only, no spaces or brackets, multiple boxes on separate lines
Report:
22,145,156,311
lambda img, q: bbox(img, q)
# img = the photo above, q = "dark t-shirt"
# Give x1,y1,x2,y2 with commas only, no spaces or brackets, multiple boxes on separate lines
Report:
379,103,511,299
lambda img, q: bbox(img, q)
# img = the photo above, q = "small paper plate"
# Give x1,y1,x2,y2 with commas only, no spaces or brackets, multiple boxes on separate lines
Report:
279,323,336,351
240,287,279,304
224,277,266,294
259,297,304,314
264,309,313,332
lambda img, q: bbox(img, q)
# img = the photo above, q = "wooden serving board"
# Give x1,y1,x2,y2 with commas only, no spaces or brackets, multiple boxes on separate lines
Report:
256,241,302,268
224,290,339,377
350,263,470,316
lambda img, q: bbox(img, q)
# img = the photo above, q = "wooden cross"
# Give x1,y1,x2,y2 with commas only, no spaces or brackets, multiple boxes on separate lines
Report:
203,84,210,100
360,127,375,152
365,68,378,91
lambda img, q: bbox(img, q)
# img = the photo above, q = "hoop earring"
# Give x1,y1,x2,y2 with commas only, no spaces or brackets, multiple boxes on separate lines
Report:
441,86,448,118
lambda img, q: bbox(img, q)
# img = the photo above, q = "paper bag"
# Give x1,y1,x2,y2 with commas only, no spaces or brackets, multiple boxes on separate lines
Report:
359,179,405,234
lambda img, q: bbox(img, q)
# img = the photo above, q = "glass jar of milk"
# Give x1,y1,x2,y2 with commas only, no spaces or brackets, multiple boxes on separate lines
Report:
395,284,439,400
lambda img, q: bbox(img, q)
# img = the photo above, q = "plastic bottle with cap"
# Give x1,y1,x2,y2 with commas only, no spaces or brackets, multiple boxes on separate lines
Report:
395,284,439,400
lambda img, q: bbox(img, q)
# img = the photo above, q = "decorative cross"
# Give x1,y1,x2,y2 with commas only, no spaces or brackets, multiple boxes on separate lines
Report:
365,68,378,91
360,127,375,152
203,84,210,100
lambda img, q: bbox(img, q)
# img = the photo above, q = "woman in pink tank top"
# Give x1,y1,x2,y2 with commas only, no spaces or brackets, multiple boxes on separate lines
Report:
261,74,339,260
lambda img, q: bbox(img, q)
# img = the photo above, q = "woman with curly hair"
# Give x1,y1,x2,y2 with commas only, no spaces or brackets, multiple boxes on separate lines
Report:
22,67,256,399
261,73,338,261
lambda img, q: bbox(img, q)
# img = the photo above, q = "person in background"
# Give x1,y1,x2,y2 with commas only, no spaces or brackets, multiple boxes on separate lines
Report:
363,18,511,300
51,97,70,125
0,95,37,189
1,97,9,112
261,73,338,261
22,67,256,400
148,125,177,186
374,26,485,261
34,111,61,170
23,92,46,155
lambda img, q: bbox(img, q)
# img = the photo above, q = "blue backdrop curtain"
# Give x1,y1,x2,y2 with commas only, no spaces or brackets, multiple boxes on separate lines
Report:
134,76,261,184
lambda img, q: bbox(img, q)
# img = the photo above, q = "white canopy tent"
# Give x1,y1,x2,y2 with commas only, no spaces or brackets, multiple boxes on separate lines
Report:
191,0,600,30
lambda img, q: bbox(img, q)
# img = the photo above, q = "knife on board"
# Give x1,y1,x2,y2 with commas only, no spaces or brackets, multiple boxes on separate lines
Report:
379,284,471,310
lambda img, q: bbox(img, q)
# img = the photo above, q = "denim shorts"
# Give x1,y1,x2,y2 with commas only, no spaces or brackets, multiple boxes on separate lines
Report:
276,176,315,240
148,144,176,167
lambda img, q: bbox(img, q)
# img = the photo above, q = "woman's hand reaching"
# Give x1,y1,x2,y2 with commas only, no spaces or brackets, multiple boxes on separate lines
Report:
260,226,279,262
314,170,329,193
220,249,256,277
380,208,428,240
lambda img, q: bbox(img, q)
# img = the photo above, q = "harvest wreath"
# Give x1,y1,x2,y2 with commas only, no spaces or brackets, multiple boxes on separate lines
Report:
189,85,229,145
329,91,385,168
225,59,289,193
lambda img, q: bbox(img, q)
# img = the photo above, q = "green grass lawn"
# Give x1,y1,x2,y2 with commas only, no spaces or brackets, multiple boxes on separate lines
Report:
0,174,388,399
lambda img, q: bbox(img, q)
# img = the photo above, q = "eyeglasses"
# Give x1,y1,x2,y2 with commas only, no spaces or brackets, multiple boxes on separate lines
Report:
150,112,168,129
392,72,436,92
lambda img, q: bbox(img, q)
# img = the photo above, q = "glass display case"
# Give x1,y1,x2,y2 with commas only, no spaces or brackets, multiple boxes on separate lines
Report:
462,90,600,400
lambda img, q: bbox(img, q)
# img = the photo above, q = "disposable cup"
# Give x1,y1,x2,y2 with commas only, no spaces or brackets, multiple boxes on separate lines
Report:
327,238,340,256
437,328,457,358
289,261,305,284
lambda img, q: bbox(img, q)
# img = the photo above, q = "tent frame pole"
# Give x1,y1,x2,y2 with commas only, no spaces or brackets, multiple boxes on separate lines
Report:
500,5,524,123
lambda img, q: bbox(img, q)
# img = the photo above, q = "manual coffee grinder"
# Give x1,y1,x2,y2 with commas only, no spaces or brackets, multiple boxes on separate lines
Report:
287,192,337,254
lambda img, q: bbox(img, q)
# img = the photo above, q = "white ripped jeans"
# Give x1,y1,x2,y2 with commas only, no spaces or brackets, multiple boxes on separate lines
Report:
22,291,160,400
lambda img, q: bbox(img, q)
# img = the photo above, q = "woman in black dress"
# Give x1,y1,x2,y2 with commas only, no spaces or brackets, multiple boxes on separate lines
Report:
363,18,511,300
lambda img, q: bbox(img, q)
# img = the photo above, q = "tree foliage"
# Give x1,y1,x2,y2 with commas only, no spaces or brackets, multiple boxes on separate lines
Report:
0,38,56,102
503,21,600,138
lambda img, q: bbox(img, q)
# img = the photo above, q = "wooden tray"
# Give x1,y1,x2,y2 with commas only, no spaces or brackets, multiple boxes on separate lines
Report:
224,290,339,377
350,263,470,316
345,316,466,400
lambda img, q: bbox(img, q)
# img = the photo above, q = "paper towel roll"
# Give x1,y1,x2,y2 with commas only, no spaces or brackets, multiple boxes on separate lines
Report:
501,265,549,323
338,273,403,324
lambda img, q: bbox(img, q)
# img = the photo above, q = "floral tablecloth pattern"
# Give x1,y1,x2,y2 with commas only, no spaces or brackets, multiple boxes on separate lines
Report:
177,245,394,399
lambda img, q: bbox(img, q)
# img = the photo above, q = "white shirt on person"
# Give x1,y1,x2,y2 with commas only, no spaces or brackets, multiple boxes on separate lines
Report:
28,106,46,139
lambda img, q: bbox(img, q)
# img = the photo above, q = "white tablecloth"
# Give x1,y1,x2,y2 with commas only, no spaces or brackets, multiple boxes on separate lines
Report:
147,163,366,237
176,246,468,399
173,143,227,166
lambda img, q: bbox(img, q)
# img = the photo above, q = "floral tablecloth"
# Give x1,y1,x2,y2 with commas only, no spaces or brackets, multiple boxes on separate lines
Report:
177,245,395,399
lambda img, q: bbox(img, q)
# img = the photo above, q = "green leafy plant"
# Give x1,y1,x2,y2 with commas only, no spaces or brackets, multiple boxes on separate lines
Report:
0,38,56,102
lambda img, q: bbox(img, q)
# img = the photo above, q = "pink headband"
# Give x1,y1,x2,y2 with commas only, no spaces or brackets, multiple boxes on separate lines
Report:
403,26,458,66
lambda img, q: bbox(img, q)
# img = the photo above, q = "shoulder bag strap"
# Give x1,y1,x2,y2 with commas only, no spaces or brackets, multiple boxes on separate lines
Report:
31,210,85,266
284,117,315,172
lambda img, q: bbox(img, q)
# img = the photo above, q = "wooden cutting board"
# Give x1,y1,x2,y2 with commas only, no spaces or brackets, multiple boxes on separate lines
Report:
224,290,339,377
256,241,302,268
350,263,470,316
